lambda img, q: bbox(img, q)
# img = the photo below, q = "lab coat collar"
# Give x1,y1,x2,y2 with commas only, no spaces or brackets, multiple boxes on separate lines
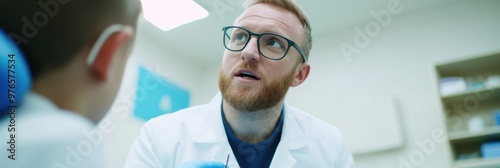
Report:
190,92,238,166
190,92,227,143
192,92,307,167
269,103,307,167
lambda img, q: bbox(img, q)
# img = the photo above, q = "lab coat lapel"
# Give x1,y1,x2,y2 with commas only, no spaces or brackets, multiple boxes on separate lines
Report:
270,104,306,168
270,149,297,168
191,93,240,167
190,93,225,143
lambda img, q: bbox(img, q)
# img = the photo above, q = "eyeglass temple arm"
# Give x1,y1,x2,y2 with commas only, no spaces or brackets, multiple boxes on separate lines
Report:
292,43,307,63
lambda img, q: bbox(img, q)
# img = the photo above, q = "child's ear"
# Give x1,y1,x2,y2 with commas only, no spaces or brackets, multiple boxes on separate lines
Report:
87,25,133,82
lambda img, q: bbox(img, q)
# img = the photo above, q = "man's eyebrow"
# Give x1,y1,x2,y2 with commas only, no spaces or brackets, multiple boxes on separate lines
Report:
262,30,281,34
239,25,283,35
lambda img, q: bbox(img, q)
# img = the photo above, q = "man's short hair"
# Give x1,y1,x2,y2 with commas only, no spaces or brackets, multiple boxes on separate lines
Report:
243,0,312,61
0,0,140,80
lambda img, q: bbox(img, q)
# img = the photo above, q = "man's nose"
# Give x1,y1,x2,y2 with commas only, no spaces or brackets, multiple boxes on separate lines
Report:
240,37,261,62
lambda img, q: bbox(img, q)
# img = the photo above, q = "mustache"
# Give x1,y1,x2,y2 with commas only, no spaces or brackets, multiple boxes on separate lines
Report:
237,61,258,70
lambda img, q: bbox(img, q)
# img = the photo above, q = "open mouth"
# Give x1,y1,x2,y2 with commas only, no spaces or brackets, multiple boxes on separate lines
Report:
235,70,261,80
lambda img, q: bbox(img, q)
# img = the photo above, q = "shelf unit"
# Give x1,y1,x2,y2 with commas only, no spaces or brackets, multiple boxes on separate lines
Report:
449,126,500,142
454,158,500,168
434,51,500,168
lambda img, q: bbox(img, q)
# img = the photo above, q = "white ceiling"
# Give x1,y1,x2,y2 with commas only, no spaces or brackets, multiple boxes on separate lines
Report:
138,0,456,65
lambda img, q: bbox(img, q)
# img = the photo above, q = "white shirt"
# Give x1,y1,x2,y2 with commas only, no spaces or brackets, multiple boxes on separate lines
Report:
0,92,107,168
125,93,355,168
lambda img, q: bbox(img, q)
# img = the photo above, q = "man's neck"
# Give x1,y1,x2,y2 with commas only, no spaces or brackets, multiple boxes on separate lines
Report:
222,99,283,143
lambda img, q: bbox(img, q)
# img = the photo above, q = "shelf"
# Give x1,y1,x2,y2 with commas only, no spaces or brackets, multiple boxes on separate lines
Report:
454,158,500,168
436,52,500,77
441,85,500,103
436,51,500,168
449,126,500,142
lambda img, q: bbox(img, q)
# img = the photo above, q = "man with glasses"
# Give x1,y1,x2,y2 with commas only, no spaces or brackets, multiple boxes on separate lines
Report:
125,0,355,167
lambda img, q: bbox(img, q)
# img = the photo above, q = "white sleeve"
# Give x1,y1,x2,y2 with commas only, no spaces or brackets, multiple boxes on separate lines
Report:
335,140,356,168
124,123,162,168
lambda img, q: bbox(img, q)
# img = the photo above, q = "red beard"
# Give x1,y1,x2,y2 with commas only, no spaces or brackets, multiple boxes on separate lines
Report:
218,62,296,112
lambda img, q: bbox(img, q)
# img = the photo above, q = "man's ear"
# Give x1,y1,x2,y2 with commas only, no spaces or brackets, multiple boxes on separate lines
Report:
87,25,133,82
291,63,310,87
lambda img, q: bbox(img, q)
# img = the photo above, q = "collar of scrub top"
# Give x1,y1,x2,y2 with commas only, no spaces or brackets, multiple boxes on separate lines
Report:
86,24,131,65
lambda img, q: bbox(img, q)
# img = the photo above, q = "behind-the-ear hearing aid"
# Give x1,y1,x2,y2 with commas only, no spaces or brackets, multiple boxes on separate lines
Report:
86,24,133,66
86,24,133,80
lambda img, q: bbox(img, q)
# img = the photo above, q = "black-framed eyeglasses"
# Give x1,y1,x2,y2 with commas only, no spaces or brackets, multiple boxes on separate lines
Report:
222,26,307,63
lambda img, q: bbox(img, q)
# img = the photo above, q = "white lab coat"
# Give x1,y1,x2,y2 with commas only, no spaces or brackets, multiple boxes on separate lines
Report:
0,92,106,168
125,93,355,168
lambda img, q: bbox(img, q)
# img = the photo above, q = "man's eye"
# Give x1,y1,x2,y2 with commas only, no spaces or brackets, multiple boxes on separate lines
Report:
266,40,283,49
236,34,247,41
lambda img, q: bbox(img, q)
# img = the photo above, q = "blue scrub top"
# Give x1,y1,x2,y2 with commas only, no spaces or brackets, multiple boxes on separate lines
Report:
221,105,284,168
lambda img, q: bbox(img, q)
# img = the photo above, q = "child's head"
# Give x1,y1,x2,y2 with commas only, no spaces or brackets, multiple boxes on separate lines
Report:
0,0,142,123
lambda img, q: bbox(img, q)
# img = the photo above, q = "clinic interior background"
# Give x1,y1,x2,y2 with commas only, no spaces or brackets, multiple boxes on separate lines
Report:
97,0,500,168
